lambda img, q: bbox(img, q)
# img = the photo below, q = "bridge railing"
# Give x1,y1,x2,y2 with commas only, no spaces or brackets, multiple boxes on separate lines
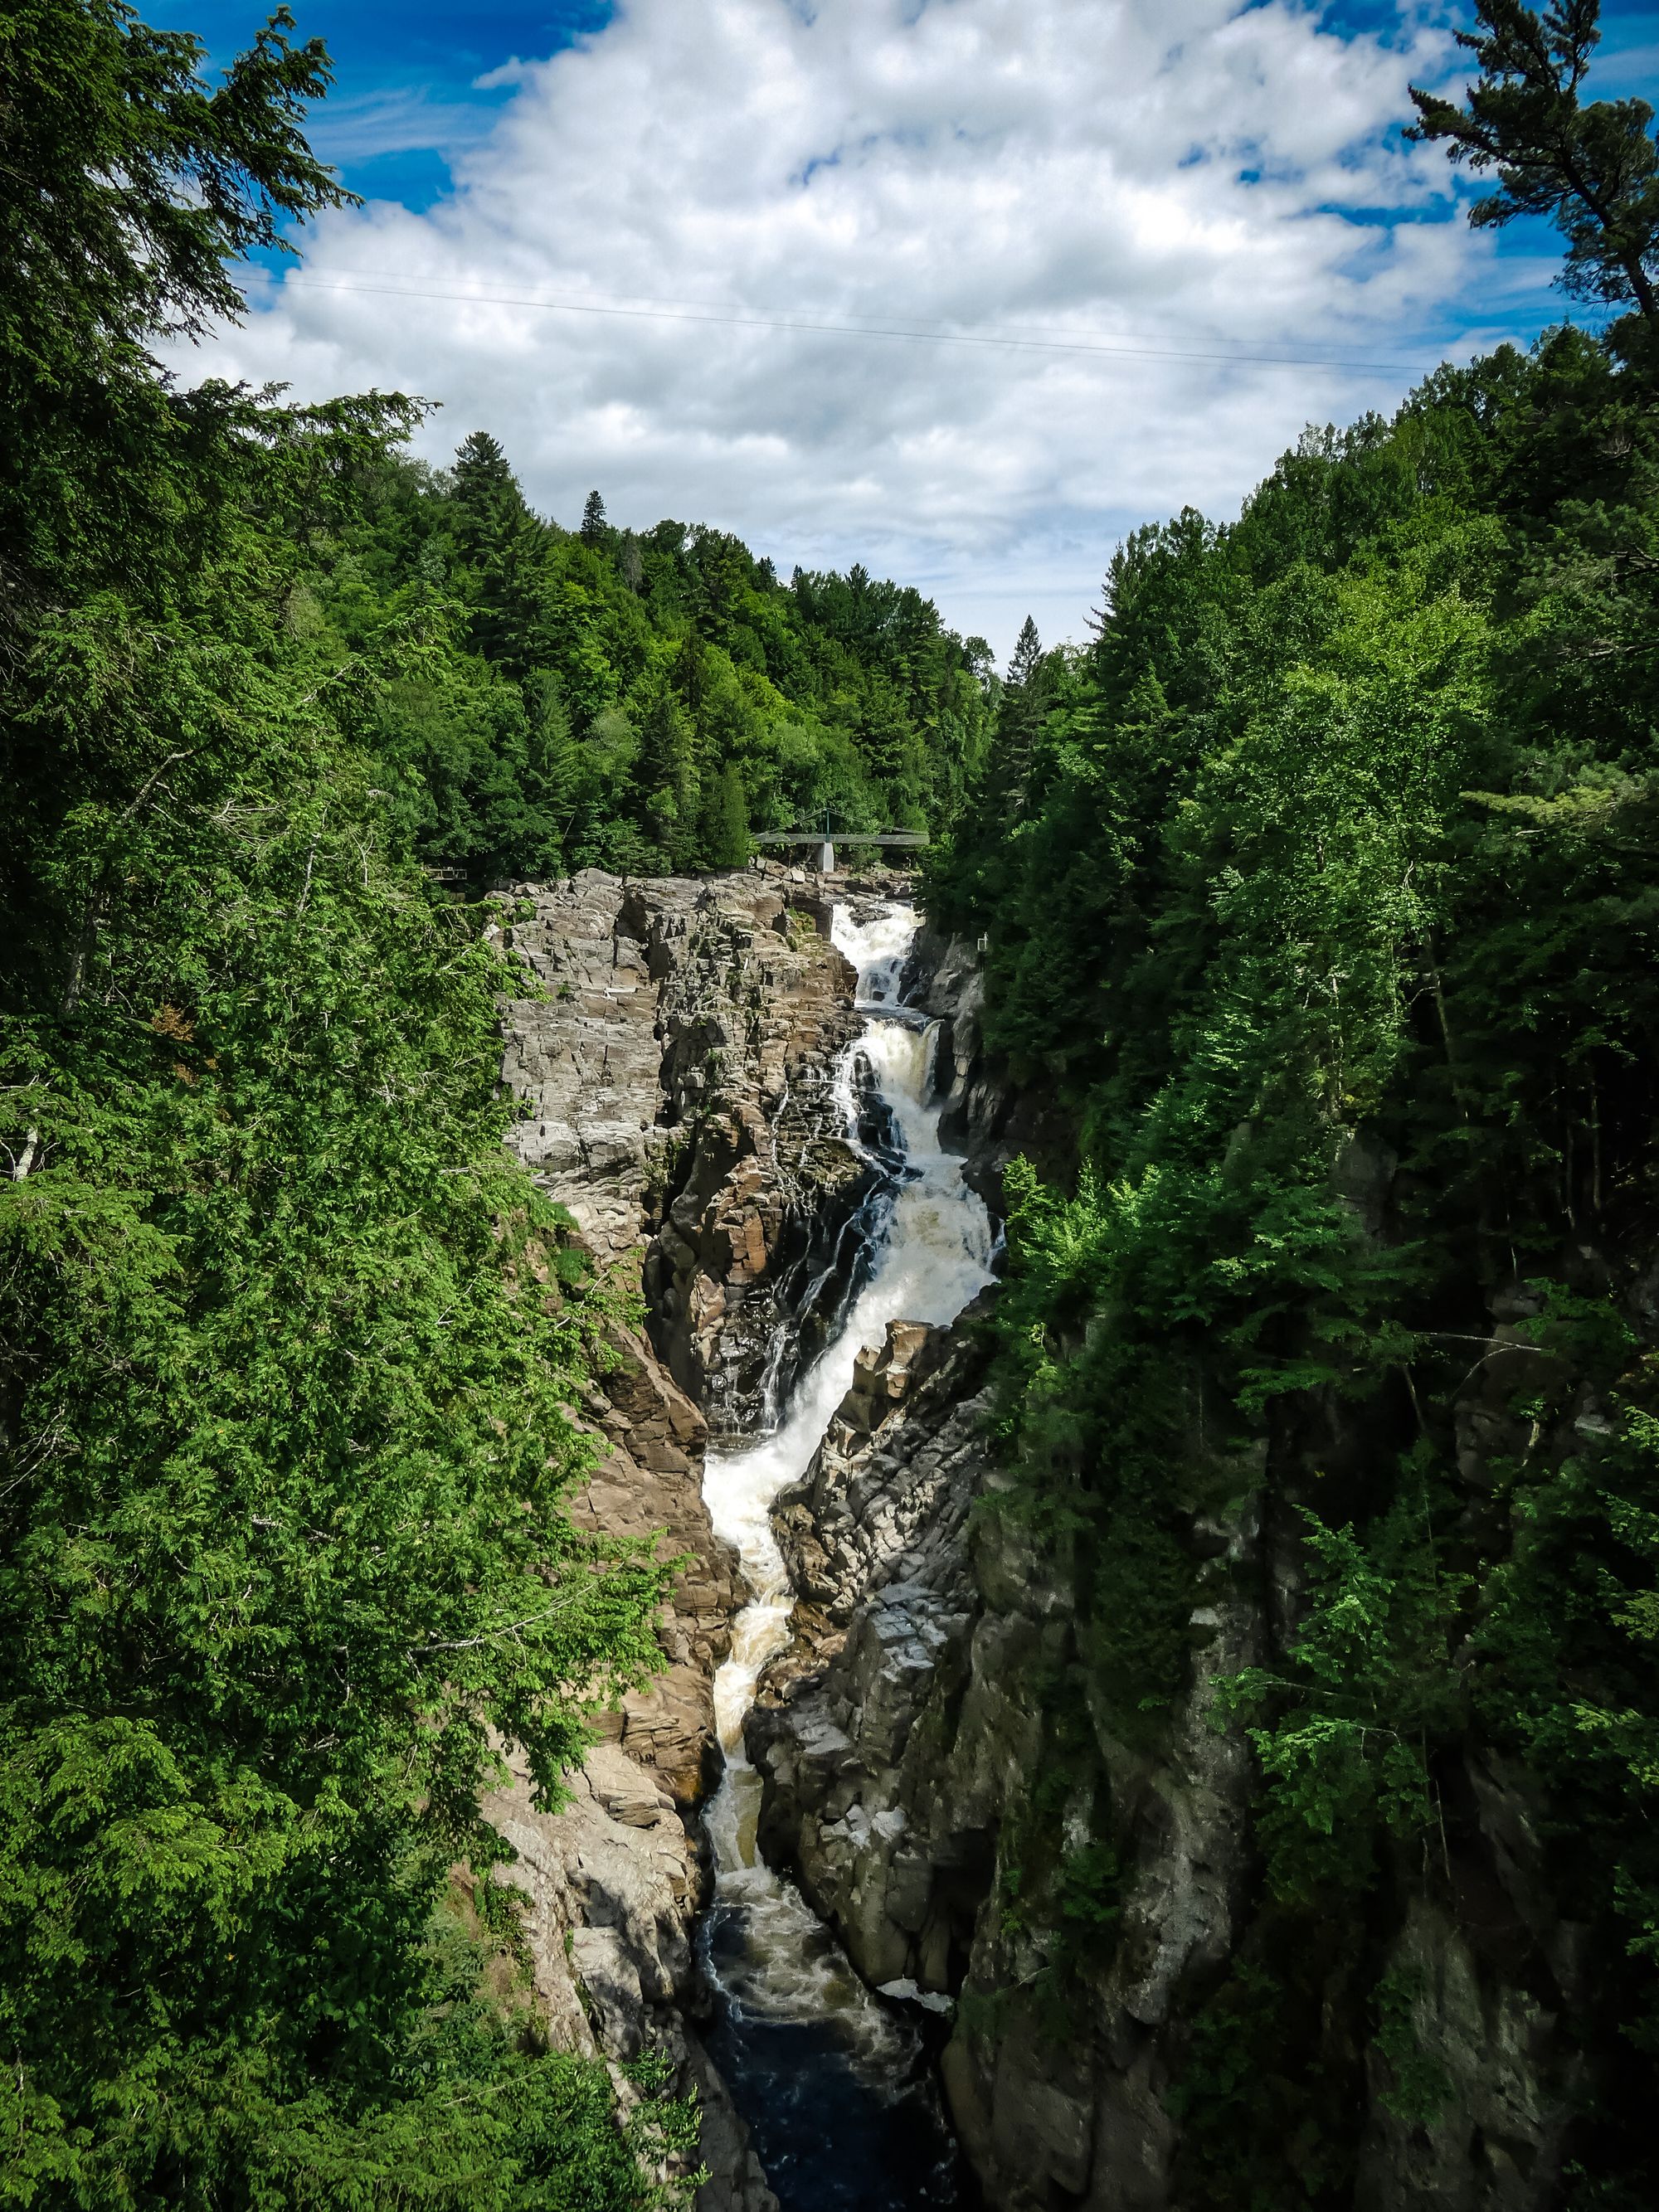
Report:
750,830,929,848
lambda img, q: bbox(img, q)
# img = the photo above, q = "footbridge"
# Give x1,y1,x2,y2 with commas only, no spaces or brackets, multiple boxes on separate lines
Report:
752,828,928,873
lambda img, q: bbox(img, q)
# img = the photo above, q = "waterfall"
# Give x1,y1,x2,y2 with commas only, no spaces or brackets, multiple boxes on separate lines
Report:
698,899,995,2212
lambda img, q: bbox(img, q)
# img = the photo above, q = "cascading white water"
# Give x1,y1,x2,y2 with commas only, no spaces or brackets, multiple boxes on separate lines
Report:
698,901,995,2203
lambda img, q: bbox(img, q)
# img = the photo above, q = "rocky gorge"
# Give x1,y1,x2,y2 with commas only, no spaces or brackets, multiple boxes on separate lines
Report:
483,863,1588,2212
488,863,1000,2210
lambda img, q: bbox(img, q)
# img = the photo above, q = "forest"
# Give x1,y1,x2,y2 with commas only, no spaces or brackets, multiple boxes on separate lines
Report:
927,3,1659,2196
0,2,986,2203
304,445,992,885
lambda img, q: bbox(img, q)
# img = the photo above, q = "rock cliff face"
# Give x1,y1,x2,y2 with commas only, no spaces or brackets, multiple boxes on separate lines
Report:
481,887,1580,2211
748,1317,1279,2210
498,868,868,1802
485,864,873,2211
746,932,1579,2212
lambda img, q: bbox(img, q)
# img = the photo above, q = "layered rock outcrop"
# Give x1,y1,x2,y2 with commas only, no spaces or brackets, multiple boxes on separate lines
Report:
498,866,868,1801
483,863,874,2212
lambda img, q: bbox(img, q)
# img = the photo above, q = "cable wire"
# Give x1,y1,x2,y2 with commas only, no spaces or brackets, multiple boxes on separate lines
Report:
242,268,1453,376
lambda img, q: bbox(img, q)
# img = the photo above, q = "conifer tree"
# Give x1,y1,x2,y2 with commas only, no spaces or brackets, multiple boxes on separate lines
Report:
635,683,697,863
1007,613,1043,691
1408,0,1659,358
1000,615,1047,812
0,0,353,610
450,431,528,552
581,487,608,542
449,432,542,672
702,762,751,869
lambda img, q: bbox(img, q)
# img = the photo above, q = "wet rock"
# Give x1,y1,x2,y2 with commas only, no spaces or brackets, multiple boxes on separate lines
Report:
909,924,1076,1208
766,1306,993,1638
483,1743,776,2212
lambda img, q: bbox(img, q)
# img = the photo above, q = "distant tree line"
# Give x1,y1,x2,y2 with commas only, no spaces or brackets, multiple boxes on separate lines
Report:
314,428,994,884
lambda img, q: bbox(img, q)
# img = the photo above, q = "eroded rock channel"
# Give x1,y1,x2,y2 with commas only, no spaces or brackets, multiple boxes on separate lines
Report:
493,867,998,2211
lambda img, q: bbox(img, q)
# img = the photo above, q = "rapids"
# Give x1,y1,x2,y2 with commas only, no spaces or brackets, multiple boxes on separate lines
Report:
698,899,995,2212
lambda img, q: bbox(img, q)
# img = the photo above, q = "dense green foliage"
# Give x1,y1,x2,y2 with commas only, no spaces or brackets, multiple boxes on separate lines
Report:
298,432,991,885
1,4,696,2200
1,7,991,2195
932,3,1659,2196
0,1,987,2201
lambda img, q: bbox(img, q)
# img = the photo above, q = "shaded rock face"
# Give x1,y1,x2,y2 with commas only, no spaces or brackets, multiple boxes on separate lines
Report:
908,926,1076,1201
486,862,877,2212
745,934,1579,2212
745,1313,1262,2211
1353,1895,1576,2212
747,1315,1000,2000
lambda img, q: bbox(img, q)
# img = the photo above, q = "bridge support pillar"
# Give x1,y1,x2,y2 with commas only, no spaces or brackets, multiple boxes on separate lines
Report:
816,840,834,873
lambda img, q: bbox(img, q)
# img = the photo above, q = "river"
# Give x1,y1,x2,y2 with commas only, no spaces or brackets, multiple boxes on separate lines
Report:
697,898,996,2212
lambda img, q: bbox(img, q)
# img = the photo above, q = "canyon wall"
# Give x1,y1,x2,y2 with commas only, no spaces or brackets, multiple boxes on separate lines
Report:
747,932,1584,2212
489,878,1588,2212
489,865,871,2212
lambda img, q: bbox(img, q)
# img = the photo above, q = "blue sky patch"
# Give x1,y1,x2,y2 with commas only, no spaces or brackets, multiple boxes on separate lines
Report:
174,0,613,207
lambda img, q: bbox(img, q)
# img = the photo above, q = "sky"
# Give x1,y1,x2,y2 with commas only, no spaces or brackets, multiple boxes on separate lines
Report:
169,0,1659,659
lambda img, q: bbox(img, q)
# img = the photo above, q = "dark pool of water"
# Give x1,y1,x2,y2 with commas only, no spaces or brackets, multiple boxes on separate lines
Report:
701,1906,968,2212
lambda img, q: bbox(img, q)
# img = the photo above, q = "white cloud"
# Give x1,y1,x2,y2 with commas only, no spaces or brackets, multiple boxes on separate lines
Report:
188,0,1559,659
301,82,506,166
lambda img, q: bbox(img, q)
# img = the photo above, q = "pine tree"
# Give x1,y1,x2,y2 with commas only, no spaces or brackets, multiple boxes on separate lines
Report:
451,431,523,539
581,488,607,543
1408,0,1659,361
635,683,696,865
1005,614,1039,688
1000,615,1047,811
701,762,750,869
448,433,542,673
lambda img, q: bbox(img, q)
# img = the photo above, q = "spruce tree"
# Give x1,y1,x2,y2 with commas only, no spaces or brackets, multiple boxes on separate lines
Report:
635,683,697,865
581,487,607,542
450,430,528,554
1000,615,1047,812
0,0,353,612
702,762,751,869
448,432,542,673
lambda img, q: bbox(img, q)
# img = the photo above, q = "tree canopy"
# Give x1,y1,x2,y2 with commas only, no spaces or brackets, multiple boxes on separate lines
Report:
930,4,1659,2193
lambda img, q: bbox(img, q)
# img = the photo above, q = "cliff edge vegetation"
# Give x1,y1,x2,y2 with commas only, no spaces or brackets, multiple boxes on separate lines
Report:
926,2,1659,2200
0,3,980,2204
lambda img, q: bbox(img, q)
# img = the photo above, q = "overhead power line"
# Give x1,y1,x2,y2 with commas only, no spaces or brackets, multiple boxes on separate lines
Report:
241,268,1451,377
